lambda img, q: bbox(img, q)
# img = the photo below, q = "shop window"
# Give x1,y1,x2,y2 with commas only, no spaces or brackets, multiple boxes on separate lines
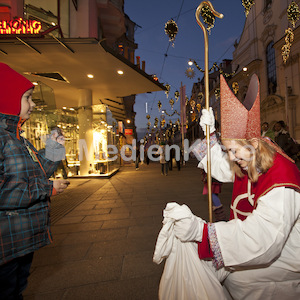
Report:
266,41,277,95
22,103,119,177
24,1,60,37
32,81,56,110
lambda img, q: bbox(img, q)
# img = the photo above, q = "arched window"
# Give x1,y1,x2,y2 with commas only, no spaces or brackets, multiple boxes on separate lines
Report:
265,0,272,10
266,41,277,94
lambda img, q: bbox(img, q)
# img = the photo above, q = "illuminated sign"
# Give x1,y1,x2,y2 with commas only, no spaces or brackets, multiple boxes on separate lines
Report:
125,129,133,135
0,18,42,35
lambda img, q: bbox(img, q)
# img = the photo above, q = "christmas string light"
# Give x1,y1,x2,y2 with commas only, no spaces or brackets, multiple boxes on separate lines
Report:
164,110,180,117
169,98,175,110
242,0,255,17
164,19,179,47
282,2,299,63
287,1,300,28
193,60,236,77
200,4,216,34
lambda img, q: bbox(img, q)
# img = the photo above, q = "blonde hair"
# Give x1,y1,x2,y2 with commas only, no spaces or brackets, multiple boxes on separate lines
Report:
228,138,276,182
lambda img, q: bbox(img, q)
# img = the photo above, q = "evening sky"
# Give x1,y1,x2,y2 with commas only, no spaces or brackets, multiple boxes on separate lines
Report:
124,0,247,137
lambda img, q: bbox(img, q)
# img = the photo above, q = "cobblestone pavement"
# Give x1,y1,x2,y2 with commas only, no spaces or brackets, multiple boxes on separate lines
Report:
24,159,233,300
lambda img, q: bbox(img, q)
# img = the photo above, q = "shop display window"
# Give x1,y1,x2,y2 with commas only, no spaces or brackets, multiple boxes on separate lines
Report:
22,104,120,177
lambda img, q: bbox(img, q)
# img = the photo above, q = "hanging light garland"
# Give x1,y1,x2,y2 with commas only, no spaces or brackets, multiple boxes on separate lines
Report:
241,0,255,17
193,60,217,73
189,99,196,110
200,4,216,33
287,1,300,28
193,60,236,77
172,126,176,136
158,100,162,112
164,110,180,117
169,98,175,110
232,82,239,94
282,28,294,63
214,88,220,100
282,2,299,63
146,114,151,120
164,84,171,98
164,19,178,47
174,90,180,102
197,92,204,101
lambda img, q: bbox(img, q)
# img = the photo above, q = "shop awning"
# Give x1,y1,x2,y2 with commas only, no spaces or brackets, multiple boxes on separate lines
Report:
0,37,165,120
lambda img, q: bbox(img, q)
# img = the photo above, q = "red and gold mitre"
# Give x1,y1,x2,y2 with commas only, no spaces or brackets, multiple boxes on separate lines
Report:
220,74,260,140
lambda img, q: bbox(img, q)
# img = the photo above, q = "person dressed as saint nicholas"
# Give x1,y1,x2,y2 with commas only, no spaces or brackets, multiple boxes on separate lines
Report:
172,74,300,299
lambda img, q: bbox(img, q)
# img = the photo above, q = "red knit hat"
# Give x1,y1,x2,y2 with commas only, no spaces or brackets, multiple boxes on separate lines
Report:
0,63,34,116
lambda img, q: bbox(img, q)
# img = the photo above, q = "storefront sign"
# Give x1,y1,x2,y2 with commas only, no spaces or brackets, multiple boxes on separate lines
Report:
125,129,133,135
0,18,42,35
118,121,124,134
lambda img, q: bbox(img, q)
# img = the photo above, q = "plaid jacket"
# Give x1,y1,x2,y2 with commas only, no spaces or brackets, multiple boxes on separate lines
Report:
0,113,59,265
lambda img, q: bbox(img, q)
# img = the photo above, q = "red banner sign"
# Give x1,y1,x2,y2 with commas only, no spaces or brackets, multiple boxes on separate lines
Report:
125,129,133,135
0,18,42,35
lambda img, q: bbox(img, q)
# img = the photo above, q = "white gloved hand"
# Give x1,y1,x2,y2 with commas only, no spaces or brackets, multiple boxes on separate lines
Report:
50,127,65,145
174,215,205,242
45,127,66,162
200,107,215,135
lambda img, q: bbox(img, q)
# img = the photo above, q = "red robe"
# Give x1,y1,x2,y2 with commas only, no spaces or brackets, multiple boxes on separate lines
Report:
230,153,300,220
199,153,300,259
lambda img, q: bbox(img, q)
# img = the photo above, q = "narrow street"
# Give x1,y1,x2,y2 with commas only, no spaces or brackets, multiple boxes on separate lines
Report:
24,159,233,300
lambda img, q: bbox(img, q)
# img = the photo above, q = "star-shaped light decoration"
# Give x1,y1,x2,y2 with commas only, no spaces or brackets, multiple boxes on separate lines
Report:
185,67,195,79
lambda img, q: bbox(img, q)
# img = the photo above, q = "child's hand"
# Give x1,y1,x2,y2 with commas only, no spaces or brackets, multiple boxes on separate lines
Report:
53,179,70,194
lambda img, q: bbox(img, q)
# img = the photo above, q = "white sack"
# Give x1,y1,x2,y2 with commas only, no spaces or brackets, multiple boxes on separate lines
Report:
153,202,226,300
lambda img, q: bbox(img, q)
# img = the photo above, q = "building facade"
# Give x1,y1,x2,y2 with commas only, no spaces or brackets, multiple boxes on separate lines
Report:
0,0,165,176
226,0,299,140
189,0,300,142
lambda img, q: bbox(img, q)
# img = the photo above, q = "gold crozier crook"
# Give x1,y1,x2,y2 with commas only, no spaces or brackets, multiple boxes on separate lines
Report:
195,2,223,223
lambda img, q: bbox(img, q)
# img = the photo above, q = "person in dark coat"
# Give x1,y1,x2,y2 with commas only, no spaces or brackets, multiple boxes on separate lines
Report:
274,121,299,159
0,63,69,299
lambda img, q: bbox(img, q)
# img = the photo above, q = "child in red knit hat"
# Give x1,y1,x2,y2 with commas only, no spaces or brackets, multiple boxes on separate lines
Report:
0,63,69,299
